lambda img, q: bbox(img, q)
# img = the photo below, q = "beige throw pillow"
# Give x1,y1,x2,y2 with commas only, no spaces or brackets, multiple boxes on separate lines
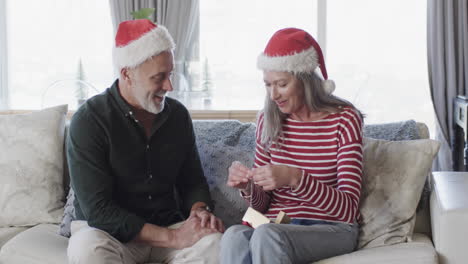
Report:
0,105,68,227
358,137,440,249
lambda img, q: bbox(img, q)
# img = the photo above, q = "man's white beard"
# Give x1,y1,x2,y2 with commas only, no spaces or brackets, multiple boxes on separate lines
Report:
139,94,165,114
134,85,165,114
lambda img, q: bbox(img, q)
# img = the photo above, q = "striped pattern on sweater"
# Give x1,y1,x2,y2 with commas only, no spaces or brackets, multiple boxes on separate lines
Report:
245,107,363,224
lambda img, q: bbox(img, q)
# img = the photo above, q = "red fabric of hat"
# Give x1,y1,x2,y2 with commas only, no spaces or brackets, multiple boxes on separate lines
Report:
115,19,157,47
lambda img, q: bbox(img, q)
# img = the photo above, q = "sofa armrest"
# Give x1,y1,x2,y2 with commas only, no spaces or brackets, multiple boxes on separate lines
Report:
430,171,468,264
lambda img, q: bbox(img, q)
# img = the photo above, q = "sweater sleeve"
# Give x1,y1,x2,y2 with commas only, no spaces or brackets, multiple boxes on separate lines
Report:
241,113,271,213
290,108,363,223
67,109,145,243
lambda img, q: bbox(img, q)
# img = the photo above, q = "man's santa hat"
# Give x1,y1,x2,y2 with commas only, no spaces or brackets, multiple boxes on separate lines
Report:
113,19,175,71
257,28,335,94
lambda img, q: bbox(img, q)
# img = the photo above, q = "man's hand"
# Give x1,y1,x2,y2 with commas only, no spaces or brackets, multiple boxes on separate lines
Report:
250,164,302,191
170,213,218,249
227,161,251,190
191,207,225,233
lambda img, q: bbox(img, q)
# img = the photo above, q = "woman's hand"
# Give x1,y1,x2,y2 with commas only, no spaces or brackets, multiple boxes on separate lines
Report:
250,164,302,191
227,161,251,190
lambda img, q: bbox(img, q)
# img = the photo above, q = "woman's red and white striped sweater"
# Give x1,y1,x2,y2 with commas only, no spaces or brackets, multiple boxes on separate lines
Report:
244,107,363,224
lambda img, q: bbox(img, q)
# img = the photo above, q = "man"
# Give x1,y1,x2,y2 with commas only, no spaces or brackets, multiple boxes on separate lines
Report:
67,19,224,263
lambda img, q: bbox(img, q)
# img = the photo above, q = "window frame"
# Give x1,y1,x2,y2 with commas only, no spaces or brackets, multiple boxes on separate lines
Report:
0,0,8,109
0,109,259,122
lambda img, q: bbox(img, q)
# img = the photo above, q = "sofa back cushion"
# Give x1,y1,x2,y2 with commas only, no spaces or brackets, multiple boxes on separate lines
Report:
358,137,439,249
194,120,255,227
0,105,67,227
59,118,431,237
195,119,428,228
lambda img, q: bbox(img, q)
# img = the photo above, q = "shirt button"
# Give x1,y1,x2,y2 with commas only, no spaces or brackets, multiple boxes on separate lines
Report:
149,174,153,179
148,195,152,200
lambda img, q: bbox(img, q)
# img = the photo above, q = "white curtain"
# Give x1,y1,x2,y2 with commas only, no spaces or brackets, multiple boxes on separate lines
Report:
0,0,8,109
108,0,157,34
155,0,199,98
108,0,200,97
427,0,468,171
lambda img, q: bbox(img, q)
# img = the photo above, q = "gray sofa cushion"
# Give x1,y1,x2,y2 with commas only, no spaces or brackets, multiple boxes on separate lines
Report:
58,187,75,237
363,120,420,141
59,119,422,237
194,120,256,228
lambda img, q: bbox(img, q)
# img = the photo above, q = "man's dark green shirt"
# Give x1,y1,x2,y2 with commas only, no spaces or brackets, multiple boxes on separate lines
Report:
67,80,212,243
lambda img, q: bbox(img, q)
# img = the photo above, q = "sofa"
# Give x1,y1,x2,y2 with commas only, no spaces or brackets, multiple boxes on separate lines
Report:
0,106,465,264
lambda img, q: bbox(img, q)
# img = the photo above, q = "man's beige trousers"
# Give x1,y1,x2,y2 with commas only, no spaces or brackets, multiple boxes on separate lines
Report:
67,221,222,264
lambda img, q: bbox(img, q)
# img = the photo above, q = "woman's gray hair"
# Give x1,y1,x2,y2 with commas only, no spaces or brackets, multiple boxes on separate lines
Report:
260,71,362,149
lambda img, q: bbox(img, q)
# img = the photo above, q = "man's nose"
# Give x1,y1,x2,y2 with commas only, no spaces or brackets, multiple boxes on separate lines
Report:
163,78,173,92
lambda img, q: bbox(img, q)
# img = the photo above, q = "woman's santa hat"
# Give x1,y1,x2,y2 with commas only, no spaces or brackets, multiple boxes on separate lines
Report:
113,19,175,71
257,28,335,95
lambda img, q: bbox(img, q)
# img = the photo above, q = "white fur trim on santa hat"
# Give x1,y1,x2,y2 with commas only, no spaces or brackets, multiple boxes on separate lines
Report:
113,25,175,71
257,46,319,74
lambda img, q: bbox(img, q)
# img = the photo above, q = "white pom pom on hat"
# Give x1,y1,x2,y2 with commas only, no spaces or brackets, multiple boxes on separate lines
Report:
257,28,335,95
323,79,336,95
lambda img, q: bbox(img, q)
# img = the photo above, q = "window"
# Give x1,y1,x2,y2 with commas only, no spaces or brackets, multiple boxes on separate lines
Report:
195,0,319,110
3,1,435,133
326,0,434,129
197,0,434,132
6,0,113,110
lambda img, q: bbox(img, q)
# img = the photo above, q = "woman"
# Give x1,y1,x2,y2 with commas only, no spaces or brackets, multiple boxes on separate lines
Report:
220,28,364,264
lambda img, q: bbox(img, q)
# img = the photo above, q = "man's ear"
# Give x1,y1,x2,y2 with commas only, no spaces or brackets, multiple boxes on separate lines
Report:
121,68,131,84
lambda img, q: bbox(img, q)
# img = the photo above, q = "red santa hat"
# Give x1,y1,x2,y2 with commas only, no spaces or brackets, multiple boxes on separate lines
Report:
113,19,175,70
257,28,335,94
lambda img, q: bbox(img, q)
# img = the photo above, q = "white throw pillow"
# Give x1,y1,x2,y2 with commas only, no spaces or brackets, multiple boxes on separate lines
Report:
0,105,68,227
358,137,440,249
